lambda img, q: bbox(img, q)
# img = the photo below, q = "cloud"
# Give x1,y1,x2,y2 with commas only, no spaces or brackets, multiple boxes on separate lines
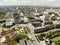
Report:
49,0,54,1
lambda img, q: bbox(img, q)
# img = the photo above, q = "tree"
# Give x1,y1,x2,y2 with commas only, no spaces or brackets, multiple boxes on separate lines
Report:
10,41,17,45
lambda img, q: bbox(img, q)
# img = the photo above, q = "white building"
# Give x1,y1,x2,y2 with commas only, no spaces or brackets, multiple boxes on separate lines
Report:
5,19,14,27
1,37,6,43
44,12,50,21
23,17,29,22
0,36,6,45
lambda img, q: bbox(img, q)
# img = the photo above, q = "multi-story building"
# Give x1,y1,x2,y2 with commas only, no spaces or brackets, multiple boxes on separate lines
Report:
5,19,14,27
13,10,21,24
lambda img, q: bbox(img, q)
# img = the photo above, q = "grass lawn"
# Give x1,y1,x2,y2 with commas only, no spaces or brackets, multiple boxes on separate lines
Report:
24,29,28,34
36,30,60,41
23,27,29,34
10,41,17,45
14,34,29,42
36,30,60,45
52,36,60,41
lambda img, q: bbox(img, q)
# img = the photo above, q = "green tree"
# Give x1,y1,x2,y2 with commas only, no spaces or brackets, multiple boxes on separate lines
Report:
10,41,17,45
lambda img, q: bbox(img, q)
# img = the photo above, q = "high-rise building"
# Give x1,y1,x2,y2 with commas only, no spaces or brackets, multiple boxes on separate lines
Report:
13,10,20,24
42,12,50,26
44,12,50,21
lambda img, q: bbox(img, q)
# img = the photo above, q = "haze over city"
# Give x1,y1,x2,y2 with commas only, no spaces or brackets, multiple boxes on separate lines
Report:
0,0,60,7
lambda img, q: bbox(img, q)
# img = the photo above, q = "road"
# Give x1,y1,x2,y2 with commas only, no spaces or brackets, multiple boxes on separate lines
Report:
27,26,40,45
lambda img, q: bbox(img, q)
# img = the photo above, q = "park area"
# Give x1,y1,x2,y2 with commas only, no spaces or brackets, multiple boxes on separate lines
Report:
0,11,6,19
13,25,29,34
36,29,60,45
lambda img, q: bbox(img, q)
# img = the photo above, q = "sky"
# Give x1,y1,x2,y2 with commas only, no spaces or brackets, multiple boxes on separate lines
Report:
0,0,59,7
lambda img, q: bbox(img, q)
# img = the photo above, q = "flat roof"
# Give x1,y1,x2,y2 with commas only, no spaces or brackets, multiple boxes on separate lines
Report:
53,20,60,24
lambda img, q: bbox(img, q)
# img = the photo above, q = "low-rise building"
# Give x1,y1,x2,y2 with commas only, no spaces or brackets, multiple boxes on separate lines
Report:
0,29,17,45
19,40,26,45
19,40,38,45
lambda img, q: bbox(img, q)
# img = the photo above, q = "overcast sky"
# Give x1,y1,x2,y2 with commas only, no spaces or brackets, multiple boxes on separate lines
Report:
0,0,59,7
